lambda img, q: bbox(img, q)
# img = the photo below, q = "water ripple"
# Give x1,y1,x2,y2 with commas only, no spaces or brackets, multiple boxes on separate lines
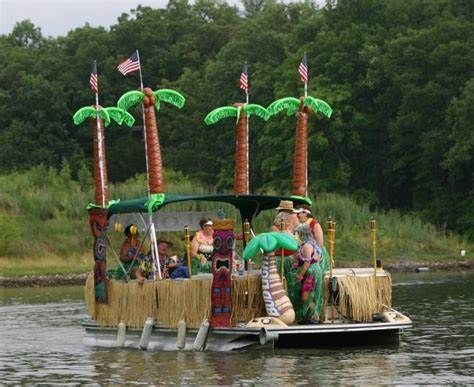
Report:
0,272,473,384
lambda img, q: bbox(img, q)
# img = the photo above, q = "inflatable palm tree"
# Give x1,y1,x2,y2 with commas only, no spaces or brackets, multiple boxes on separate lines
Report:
73,105,135,207
205,103,269,194
117,88,185,195
267,96,332,198
243,232,297,325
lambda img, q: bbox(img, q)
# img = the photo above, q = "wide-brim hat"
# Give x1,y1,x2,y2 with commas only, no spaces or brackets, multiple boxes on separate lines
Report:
275,200,295,212
157,239,174,247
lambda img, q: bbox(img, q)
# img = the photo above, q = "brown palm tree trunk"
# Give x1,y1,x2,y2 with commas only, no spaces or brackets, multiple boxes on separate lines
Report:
293,103,309,197
91,117,109,207
143,87,165,194
233,103,248,195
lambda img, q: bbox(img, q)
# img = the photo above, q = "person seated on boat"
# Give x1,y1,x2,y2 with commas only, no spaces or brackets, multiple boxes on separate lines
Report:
294,223,323,323
157,238,173,276
119,224,146,284
190,217,214,274
167,255,190,279
295,204,324,247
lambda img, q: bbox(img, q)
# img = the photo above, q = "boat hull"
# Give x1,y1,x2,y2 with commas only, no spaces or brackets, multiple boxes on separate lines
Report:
83,317,412,351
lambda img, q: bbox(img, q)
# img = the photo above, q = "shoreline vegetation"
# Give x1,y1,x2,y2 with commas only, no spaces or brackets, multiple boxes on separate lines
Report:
0,166,472,285
1,260,473,288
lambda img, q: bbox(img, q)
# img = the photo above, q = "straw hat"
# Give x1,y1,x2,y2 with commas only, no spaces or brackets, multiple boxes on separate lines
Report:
157,238,174,247
276,200,295,212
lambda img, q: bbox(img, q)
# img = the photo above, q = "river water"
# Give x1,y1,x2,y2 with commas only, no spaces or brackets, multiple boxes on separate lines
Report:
0,272,473,385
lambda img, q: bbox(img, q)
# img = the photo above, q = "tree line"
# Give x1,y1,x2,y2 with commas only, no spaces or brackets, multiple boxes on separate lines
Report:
0,0,472,238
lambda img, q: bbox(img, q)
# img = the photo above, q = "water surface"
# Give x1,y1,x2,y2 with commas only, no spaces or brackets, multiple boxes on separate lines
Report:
1,272,473,384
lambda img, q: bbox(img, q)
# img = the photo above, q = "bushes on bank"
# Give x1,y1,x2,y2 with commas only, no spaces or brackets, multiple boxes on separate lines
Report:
0,166,471,273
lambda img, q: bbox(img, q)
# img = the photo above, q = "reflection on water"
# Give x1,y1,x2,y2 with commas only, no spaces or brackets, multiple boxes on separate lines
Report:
0,273,473,384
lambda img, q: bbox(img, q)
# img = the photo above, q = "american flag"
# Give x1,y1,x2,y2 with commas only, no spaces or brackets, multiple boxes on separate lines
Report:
298,52,308,83
89,60,98,94
239,64,249,94
117,50,140,76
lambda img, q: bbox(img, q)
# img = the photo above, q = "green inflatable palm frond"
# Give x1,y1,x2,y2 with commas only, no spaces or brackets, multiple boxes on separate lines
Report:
304,96,333,118
267,97,300,117
154,89,185,109
269,232,298,251
117,90,144,111
97,108,111,127
204,106,238,125
121,111,135,127
244,104,270,121
104,107,135,127
73,106,97,125
243,232,298,260
243,235,266,260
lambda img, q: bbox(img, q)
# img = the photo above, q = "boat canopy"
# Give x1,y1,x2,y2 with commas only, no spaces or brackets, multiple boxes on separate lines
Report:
107,194,311,222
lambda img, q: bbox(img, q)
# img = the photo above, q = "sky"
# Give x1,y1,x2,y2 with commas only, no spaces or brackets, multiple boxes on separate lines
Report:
0,0,177,37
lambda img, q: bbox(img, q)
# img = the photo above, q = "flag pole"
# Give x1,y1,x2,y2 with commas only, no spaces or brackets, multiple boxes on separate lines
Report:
136,49,151,197
245,62,249,194
135,49,161,279
92,60,106,208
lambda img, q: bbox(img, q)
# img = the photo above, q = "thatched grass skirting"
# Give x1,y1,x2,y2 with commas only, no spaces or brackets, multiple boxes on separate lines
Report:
85,273,266,329
323,269,392,322
85,268,392,328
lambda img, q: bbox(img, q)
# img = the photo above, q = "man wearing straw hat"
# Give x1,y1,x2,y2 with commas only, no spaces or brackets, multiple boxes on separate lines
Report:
271,200,299,233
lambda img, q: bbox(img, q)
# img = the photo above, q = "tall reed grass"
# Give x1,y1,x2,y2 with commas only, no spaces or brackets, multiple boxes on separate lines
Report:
0,165,471,276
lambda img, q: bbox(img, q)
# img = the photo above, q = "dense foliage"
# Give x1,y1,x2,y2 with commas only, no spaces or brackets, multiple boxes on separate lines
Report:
0,166,470,275
0,0,472,237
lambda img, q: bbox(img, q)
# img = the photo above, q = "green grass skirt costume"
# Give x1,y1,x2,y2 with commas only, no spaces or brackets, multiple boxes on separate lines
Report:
276,247,330,322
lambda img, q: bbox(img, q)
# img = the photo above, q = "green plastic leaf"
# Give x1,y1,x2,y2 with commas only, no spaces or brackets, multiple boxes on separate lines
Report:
104,107,124,124
290,195,312,206
243,232,299,259
117,90,144,111
259,233,278,252
243,236,263,260
244,104,270,121
103,107,135,127
267,97,300,117
154,100,161,112
107,199,121,208
121,111,135,127
97,108,111,127
303,96,333,118
145,193,166,214
155,89,185,109
204,106,238,125
269,232,298,251
73,106,97,125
